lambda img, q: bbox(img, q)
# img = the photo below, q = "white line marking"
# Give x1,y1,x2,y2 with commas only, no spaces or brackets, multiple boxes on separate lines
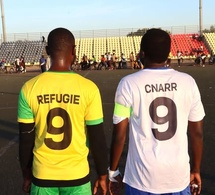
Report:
0,107,17,110
0,136,18,157
83,71,90,77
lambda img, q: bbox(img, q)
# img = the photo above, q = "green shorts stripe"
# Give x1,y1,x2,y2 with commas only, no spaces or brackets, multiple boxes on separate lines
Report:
31,182,92,195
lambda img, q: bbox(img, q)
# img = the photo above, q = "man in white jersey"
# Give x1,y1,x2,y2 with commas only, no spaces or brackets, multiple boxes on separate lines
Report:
108,28,205,195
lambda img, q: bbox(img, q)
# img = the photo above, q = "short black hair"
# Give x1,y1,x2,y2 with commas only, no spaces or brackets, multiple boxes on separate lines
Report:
47,28,75,56
140,28,171,63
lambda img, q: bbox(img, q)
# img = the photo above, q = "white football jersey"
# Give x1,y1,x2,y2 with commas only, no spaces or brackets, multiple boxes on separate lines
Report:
113,68,205,193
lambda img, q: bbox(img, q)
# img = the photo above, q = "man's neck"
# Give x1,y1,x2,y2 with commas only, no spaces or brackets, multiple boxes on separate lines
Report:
144,62,167,69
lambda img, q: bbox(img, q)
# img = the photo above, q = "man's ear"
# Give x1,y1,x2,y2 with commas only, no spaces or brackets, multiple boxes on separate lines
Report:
139,50,145,65
72,45,76,55
71,45,76,65
46,46,50,55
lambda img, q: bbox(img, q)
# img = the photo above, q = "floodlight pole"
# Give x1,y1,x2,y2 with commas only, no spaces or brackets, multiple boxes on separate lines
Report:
0,0,6,42
199,0,203,36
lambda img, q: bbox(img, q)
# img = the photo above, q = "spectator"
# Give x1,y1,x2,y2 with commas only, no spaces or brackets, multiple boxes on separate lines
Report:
177,50,183,67
80,54,89,70
109,28,205,195
111,52,117,70
118,53,127,69
91,55,98,70
39,55,46,72
134,52,143,69
18,27,108,195
98,55,108,70
201,52,206,67
166,51,172,67
41,36,45,42
20,56,26,73
107,52,112,69
0,59,6,72
104,53,107,62
129,52,135,69
46,55,51,70
15,56,20,72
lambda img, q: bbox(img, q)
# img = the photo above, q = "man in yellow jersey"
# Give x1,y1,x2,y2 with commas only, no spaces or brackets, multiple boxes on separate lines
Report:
18,28,108,195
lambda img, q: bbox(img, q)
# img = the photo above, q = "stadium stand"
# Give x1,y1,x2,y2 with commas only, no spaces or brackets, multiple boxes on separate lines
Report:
93,37,107,61
75,33,210,61
0,40,46,65
120,36,135,59
0,32,214,65
78,38,93,61
203,32,215,55
107,37,121,58
170,33,209,58
133,36,142,55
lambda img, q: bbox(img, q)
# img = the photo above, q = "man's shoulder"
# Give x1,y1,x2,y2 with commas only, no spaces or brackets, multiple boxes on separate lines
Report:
23,74,42,85
173,69,194,79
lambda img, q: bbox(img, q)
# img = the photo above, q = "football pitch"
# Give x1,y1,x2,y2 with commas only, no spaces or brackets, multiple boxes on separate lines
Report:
0,64,214,194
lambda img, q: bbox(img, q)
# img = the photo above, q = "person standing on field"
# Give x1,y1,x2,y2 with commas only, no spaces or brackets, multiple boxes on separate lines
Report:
108,28,204,195
18,27,108,195
46,55,51,70
177,50,183,67
39,55,46,72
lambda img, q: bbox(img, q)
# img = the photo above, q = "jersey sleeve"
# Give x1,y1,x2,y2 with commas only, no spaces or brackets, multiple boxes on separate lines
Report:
188,80,205,121
17,89,35,123
85,85,103,126
113,78,132,124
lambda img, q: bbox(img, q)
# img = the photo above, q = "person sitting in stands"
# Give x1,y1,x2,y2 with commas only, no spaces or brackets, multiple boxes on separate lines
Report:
0,59,6,72
20,56,26,73
134,52,143,69
81,54,89,70
107,52,112,69
97,55,108,70
129,52,135,69
118,53,127,69
15,56,20,72
111,52,117,70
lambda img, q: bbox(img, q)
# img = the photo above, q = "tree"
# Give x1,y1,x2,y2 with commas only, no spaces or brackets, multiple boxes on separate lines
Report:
127,28,149,36
203,25,215,33
127,28,171,36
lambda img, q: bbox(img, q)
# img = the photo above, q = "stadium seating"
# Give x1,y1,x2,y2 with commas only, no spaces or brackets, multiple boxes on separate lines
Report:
78,38,93,61
0,32,214,65
120,36,135,59
203,32,215,55
93,37,107,61
0,40,46,65
170,33,209,58
107,36,120,58
133,36,142,55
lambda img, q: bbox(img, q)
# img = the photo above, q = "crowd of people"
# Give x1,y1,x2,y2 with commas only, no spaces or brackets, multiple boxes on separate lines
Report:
1,40,214,74
14,56,26,73
0,56,26,73
176,48,208,67
0,54,51,74
71,45,215,71
76,51,144,71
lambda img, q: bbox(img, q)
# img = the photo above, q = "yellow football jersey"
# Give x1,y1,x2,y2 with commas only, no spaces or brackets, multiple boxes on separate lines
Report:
18,71,103,181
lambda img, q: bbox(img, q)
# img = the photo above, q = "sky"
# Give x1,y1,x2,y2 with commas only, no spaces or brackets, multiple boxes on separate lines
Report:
1,0,215,34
